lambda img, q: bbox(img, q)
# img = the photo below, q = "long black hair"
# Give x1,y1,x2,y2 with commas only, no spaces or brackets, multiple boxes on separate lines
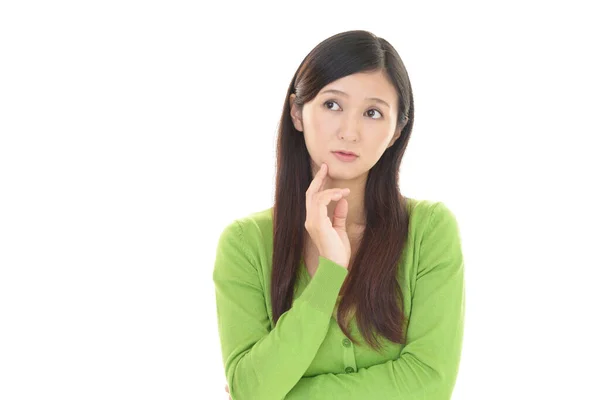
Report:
272,30,414,352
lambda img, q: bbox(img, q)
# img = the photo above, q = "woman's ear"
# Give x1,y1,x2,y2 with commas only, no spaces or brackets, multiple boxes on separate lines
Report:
387,124,403,149
387,117,408,148
289,94,304,132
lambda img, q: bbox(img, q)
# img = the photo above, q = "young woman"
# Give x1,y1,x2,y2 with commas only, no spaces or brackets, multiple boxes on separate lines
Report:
214,30,465,400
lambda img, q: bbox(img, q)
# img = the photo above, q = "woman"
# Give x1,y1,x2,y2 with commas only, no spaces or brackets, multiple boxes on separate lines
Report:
214,30,465,399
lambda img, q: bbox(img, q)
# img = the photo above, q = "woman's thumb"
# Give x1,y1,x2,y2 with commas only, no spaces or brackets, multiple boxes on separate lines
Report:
332,198,348,231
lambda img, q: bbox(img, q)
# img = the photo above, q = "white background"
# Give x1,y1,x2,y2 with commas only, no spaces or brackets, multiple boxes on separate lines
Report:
1,1,599,399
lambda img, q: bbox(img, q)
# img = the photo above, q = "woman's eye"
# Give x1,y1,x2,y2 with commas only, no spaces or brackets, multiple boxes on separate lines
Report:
324,100,341,111
366,109,383,119
323,100,383,119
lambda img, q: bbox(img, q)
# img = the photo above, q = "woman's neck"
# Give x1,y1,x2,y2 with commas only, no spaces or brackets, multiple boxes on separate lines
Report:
324,178,366,228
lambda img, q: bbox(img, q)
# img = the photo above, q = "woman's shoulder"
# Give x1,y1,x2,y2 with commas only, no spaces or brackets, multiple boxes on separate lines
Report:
217,206,273,252
406,196,455,218
233,206,273,234
405,196,459,237
406,196,438,219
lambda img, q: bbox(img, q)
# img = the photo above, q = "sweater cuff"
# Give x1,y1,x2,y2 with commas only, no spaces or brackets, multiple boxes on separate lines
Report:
298,256,348,315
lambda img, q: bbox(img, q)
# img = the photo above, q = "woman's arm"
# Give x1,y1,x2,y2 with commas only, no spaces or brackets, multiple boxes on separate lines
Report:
213,220,349,400
285,202,465,399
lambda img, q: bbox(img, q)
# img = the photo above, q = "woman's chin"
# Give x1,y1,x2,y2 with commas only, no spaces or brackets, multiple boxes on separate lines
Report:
327,165,359,180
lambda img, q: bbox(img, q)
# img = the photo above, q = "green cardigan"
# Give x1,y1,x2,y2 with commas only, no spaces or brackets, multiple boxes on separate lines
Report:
213,198,465,399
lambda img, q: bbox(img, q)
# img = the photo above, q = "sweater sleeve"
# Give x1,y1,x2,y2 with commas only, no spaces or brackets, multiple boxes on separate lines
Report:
213,220,349,400
285,202,465,400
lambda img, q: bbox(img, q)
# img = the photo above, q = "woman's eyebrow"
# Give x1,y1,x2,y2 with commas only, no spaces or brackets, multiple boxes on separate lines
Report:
320,89,390,109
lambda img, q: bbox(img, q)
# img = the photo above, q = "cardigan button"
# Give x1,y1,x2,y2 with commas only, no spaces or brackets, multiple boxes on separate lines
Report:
342,338,351,347
345,366,354,373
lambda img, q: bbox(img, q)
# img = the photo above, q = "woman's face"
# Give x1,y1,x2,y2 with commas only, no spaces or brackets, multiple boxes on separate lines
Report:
290,70,403,180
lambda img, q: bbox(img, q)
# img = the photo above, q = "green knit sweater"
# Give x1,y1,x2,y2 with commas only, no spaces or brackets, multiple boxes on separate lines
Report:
213,197,465,399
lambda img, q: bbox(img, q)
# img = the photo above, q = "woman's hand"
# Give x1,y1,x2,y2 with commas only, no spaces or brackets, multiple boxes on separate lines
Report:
225,383,231,399
304,162,352,269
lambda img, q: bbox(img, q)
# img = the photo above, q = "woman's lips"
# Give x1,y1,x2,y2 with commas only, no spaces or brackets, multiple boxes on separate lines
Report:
333,151,358,162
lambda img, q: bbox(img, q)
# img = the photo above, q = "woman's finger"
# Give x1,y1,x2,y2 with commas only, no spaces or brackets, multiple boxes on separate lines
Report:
306,163,327,198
